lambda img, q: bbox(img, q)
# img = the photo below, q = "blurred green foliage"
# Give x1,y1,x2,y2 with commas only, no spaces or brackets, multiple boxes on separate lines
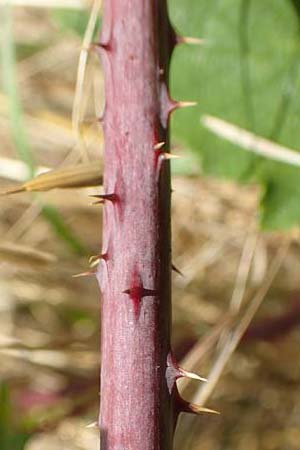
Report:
51,8,101,38
170,0,300,229
0,385,30,450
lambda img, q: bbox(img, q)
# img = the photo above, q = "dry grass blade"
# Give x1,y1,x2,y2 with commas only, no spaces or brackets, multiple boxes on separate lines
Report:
177,233,257,397
4,202,43,240
0,242,57,268
178,317,232,395
72,0,102,161
0,334,21,347
230,232,258,314
0,348,98,370
196,242,288,406
202,115,300,167
175,241,289,450
9,0,86,7
3,161,103,194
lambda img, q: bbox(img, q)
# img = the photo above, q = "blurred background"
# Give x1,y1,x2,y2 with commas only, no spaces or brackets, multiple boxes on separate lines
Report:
1,1,300,449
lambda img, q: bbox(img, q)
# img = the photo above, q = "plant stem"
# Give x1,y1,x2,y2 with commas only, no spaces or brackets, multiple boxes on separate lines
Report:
97,1,176,448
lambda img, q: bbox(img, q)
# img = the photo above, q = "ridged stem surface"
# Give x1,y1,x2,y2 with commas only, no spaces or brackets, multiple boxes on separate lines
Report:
98,1,175,449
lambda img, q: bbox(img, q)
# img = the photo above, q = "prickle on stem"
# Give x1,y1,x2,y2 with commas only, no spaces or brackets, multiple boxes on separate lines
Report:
123,280,157,318
176,35,205,46
89,253,109,268
172,264,184,276
166,352,206,393
160,81,197,128
172,386,219,428
89,193,118,205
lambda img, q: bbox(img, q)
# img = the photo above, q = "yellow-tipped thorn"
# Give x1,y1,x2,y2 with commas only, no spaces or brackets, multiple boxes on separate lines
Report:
161,153,181,160
88,255,100,265
189,404,220,415
89,258,101,268
178,36,206,45
89,253,108,267
179,368,207,382
154,141,165,151
177,101,198,109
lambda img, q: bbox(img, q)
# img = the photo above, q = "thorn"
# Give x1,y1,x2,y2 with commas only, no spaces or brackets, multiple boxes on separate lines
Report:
89,193,118,204
177,36,205,46
176,101,198,109
123,285,157,318
166,352,206,392
160,81,197,128
173,386,219,429
123,270,157,317
91,41,111,52
160,82,176,128
89,253,108,268
86,421,98,429
154,142,180,167
123,286,157,298
155,152,181,182
159,152,181,161
90,200,104,205
172,264,184,277
153,141,165,151
89,255,100,267
177,368,207,383
72,270,95,278
90,260,99,268
174,388,219,416
182,401,220,416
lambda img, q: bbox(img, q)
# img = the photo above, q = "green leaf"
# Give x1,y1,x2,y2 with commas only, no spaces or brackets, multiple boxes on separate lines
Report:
260,163,300,229
170,0,300,229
